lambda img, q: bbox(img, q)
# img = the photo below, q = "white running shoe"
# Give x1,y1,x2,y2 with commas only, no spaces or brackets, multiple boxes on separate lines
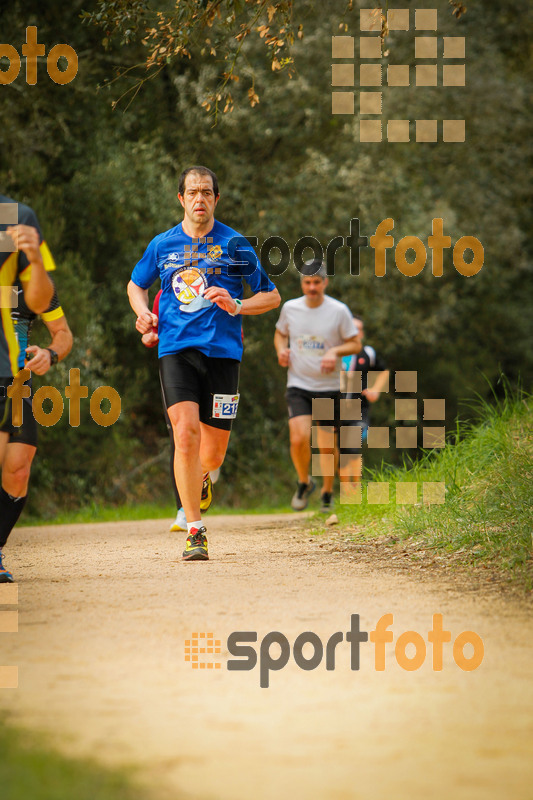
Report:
170,507,187,532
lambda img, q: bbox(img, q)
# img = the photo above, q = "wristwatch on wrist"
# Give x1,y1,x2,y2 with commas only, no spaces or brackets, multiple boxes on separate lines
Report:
45,348,59,366
229,298,243,316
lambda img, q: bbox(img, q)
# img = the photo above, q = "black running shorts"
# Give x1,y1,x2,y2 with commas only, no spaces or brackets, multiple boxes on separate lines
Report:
8,376,37,447
160,349,240,431
339,406,370,455
0,378,14,434
286,386,342,429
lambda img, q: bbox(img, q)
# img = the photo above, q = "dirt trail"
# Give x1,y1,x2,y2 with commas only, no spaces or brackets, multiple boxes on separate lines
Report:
1,515,532,800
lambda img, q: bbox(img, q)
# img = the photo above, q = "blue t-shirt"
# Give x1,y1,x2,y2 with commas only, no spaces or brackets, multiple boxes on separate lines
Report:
131,219,275,361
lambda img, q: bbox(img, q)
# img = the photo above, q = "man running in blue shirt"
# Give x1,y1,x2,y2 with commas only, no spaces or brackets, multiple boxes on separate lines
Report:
128,166,280,561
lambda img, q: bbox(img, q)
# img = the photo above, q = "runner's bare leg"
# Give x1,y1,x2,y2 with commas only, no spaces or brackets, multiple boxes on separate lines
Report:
2,443,37,496
168,404,232,523
288,415,312,484
167,401,203,523
0,432,8,467
316,424,335,494
199,423,231,474
340,454,363,484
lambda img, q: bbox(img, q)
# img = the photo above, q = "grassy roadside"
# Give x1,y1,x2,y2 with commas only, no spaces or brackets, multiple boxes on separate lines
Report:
333,392,532,588
0,722,159,800
22,500,295,526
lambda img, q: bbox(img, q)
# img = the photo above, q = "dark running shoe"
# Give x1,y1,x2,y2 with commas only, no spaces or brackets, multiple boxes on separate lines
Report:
320,492,334,513
0,550,14,583
291,479,316,511
182,527,209,561
200,473,213,513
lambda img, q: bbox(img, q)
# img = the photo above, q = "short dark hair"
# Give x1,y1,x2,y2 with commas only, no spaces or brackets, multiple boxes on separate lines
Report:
178,166,219,197
353,314,363,324
299,259,327,279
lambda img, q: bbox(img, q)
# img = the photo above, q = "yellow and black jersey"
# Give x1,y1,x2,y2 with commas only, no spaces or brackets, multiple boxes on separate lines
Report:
0,194,58,376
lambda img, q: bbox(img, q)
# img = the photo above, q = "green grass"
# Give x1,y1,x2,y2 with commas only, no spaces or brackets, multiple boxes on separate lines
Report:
0,722,156,800
22,499,295,526
335,389,533,585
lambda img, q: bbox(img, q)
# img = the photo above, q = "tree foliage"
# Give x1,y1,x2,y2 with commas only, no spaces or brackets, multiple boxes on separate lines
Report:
84,0,303,114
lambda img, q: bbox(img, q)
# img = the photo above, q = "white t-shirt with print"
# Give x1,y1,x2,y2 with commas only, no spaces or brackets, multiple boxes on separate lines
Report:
276,295,358,392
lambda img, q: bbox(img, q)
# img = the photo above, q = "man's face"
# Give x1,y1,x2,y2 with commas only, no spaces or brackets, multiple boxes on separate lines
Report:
354,319,364,339
301,275,327,300
178,172,219,227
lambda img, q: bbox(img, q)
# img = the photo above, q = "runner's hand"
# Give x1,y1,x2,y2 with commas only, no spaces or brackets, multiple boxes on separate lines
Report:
6,225,42,265
25,345,52,375
204,286,238,314
141,331,159,348
277,348,290,367
320,350,338,373
136,311,157,334
362,389,380,403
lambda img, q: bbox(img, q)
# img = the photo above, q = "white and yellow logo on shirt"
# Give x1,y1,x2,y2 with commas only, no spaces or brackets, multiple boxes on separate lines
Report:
171,266,208,305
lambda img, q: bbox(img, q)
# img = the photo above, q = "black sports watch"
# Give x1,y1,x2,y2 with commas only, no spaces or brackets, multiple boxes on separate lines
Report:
45,348,59,366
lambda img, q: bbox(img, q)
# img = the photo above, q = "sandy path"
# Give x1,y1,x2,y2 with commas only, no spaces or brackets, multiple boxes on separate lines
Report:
1,515,532,800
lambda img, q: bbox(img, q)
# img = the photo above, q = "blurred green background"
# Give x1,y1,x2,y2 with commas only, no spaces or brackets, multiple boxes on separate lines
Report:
0,0,531,518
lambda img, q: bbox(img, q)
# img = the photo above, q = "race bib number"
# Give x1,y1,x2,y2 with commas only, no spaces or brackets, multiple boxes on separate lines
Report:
212,393,240,419
295,335,325,355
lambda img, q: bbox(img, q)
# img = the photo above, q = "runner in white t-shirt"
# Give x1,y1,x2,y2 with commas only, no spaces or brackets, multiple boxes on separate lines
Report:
274,260,361,512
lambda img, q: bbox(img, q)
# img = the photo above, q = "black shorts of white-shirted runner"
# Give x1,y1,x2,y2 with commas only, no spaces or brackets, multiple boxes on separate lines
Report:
159,348,240,431
285,386,342,430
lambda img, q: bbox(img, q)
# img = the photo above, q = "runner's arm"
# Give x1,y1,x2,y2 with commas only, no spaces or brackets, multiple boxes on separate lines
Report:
141,289,161,348
321,335,362,373
127,280,158,334
6,225,53,314
203,286,280,315
274,329,290,367
240,288,280,315
328,335,362,358
26,315,73,375
363,369,390,402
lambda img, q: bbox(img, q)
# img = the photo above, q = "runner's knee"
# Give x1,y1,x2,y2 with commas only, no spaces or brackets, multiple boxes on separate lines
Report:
200,438,228,471
172,422,200,455
3,461,32,496
289,427,309,449
202,451,225,472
